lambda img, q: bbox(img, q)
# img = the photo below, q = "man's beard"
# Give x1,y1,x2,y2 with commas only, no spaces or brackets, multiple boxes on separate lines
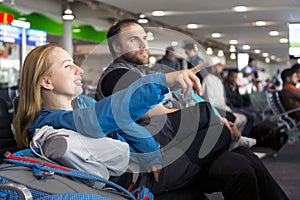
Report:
121,50,149,65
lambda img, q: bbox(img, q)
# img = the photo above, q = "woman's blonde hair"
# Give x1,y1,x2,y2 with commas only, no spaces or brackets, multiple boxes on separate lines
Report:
13,43,59,149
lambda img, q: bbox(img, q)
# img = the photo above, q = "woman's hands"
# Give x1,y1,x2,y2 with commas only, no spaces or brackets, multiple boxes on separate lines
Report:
165,62,210,97
220,117,241,142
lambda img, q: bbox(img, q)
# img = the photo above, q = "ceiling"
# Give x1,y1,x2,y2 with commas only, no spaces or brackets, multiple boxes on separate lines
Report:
96,0,300,65
4,0,300,65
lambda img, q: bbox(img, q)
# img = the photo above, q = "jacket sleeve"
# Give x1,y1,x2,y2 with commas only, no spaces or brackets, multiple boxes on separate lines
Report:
31,74,168,168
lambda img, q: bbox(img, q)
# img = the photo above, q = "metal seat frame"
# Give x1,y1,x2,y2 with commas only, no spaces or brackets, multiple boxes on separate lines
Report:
266,90,300,143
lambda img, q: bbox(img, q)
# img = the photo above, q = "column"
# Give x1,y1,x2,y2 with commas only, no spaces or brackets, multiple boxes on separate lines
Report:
62,19,73,57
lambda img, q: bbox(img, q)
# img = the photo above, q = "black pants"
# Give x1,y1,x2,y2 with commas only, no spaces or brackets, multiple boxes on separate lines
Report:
137,103,288,199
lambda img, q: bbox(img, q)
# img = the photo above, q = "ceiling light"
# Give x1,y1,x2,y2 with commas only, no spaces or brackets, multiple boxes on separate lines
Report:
149,56,156,64
265,57,270,63
279,38,288,43
233,6,248,12
254,49,261,54
242,45,250,50
64,9,72,15
138,18,149,24
270,55,276,60
262,52,269,57
276,58,282,62
63,9,74,20
217,50,224,57
230,53,236,60
63,14,74,20
139,14,145,18
146,32,154,41
229,45,236,52
72,28,81,33
229,40,238,45
171,41,178,46
211,33,221,38
206,47,213,55
187,24,198,29
255,21,267,26
298,58,300,64
269,31,279,36
152,11,165,16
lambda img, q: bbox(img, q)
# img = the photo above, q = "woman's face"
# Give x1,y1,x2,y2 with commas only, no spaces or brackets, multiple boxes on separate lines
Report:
46,47,84,98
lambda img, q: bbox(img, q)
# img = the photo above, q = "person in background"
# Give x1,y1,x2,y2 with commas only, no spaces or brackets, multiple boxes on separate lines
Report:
263,78,274,92
183,43,204,79
96,19,288,200
154,46,181,72
224,69,255,136
291,63,300,89
241,57,260,91
280,68,300,121
202,57,246,132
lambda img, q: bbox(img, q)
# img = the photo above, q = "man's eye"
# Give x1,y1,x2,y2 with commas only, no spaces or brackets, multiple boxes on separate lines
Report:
130,38,137,42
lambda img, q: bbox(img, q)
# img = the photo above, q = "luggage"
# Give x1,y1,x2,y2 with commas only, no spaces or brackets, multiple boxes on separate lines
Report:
250,118,288,151
0,149,153,200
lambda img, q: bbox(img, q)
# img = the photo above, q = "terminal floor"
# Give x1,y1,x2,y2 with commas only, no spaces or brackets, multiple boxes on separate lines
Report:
207,140,300,200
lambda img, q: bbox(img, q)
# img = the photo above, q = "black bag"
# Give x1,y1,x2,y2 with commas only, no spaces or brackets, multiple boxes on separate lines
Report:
250,118,288,151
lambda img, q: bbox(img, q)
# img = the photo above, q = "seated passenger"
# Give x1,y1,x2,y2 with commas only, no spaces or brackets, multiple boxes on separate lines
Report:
201,57,247,132
280,68,300,121
95,19,287,199
154,46,182,72
224,69,255,136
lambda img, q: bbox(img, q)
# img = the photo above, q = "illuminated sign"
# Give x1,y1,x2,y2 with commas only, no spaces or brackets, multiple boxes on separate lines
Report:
0,24,22,44
26,28,47,46
0,12,14,24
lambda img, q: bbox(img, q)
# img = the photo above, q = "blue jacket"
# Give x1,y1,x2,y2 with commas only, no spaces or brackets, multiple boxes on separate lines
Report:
29,74,169,169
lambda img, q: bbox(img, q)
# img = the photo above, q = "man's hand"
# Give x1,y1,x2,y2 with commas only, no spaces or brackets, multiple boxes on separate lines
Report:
165,62,210,97
150,164,162,182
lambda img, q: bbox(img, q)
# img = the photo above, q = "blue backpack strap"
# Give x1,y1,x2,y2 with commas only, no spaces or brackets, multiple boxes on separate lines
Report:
35,193,112,200
3,149,138,200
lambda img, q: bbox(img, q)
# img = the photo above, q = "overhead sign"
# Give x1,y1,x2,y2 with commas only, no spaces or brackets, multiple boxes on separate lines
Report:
26,28,47,46
0,24,22,44
0,12,14,24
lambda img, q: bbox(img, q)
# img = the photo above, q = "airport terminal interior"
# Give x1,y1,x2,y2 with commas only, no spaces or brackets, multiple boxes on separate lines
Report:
0,0,300,199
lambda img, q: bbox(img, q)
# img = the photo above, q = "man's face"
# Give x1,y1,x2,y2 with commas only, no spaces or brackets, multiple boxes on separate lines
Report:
166,51,176,60
229,72,238,84
115,23,149,65
290,72,298,85
184,49,193,58
295,69,300,81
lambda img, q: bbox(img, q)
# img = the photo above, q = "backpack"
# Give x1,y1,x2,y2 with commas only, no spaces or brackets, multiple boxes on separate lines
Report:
0,149,153,200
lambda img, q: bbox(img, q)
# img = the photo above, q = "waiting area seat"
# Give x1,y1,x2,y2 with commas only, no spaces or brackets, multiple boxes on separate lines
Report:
266,90,300,144
0,97,18,163
248,91,271,120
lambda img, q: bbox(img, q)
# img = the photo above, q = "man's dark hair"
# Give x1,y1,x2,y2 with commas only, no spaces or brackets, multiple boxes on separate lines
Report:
165,46,175,55
106,19,140,58
183,43,196,51
228,68,239,77
281,68,295,83
291,63,300,72
248,57,255,65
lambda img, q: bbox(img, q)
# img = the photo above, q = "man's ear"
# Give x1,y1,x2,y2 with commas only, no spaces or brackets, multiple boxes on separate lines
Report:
40,76,54,90
112,41,121,54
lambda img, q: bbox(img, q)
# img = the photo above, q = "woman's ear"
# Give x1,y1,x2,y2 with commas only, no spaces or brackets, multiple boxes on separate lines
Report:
40,76,54,90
